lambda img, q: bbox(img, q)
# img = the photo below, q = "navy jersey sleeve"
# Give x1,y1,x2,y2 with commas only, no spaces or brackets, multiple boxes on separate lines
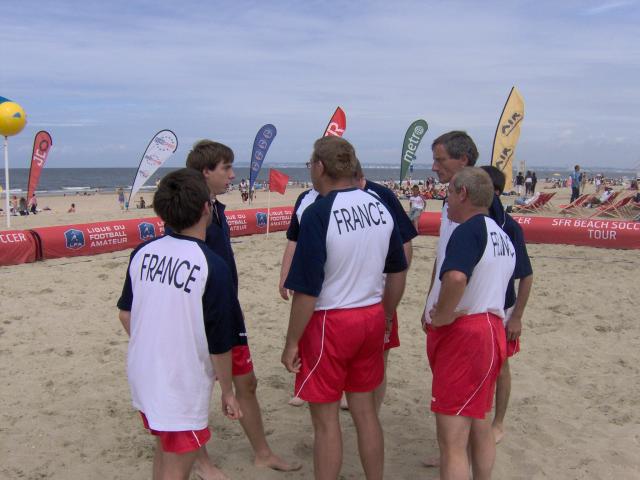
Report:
440,215,487,282
201,249,237,355
510,220,533,279
367,181,418,243
283,201,329,296
384,223,408,273
116,242,148,310
116,250,135,311
285,190,307,241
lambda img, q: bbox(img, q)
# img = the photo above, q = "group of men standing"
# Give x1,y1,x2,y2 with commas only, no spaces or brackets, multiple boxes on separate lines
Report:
117,131,532,479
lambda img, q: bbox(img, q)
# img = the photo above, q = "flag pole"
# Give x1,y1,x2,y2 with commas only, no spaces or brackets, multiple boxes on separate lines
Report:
4,136,10,228
266,189,271,237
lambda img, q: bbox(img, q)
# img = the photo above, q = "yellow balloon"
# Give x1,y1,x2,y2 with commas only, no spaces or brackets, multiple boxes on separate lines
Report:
0,101,27,137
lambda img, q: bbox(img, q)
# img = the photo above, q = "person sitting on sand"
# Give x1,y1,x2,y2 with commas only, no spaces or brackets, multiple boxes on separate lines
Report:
67,203,76,213
138,196,146,209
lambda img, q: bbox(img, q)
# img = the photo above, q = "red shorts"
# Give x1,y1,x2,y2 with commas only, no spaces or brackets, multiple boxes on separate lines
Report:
295,303,385,403
384,311,400,351
507,338,520,357
140,412,211,454
232,345,253,376
426,313,506,419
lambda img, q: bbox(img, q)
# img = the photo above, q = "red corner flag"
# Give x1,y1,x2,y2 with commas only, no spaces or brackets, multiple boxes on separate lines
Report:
269,168,289,195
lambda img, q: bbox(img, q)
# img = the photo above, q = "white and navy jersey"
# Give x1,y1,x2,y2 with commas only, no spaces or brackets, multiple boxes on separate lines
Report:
424,214,515,324
117,233,236,431
424,202,459,322
284,187,407,310
488,194,533,310
365,180,418,243
286,189,320,241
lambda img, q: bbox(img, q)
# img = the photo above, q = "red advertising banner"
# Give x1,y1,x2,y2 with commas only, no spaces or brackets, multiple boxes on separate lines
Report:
33,217,166,260
416,212,639,249
27,131,53,202
30,208,293,261
512,215,640,249
0,230,38,266
3,208,637,267
323,107,346,137
226,207,293,237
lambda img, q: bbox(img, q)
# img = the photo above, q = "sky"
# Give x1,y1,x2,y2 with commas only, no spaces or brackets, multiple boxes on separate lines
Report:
1,0,639,171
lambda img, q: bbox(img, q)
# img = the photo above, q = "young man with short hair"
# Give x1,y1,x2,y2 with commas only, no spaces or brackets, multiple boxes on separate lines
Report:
117,168,242,480
282,136,408,479
185,140,300,476
424,167,515,480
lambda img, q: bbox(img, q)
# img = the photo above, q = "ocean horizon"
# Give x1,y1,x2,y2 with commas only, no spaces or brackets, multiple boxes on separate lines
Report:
1,165,637,196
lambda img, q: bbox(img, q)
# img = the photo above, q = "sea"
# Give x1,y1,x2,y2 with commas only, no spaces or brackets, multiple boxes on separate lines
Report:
0,165,637,196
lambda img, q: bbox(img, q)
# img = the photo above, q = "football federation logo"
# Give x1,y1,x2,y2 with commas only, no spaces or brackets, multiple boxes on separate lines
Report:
138,222,156,241
64,229,85,250
256,212,268,228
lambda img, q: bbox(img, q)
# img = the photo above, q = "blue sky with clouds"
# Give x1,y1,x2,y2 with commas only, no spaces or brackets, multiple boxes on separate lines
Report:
1,0,639,170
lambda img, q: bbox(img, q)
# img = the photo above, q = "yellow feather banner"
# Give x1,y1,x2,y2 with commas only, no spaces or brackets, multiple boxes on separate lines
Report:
491,87,524,191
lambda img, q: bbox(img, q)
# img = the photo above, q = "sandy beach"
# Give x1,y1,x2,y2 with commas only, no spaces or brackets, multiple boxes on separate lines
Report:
1,184,639,479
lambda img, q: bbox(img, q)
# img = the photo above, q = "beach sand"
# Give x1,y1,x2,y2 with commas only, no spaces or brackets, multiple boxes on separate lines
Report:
1,184,639,479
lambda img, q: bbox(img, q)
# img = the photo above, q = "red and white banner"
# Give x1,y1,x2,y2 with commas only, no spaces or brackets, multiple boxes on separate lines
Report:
323,107,346,137
32,217,166,260
27,131,53,202
416,212,639,249
0,230,38,266
3,209,638,267
27,208,294,261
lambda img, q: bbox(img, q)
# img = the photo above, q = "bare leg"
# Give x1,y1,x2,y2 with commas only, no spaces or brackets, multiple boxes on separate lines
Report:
492,358,511,444
435,413,472,480
233,372,301,471
157,442,199,480
469,417,496,480
193,447,229,480
373,350,390,414
309,401,343,480
346,391,384,480
153,438,163,480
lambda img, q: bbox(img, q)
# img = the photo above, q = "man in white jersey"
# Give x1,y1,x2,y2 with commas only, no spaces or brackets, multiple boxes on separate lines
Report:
117,169,242,479
422,130,479,469
281,137,408,480
424,168,514,480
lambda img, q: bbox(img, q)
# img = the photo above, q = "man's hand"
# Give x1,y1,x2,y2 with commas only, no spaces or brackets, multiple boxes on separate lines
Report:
507,315,522,341
384,312,394,341
281,343,301,373
279,282,293,301
221,391,242,420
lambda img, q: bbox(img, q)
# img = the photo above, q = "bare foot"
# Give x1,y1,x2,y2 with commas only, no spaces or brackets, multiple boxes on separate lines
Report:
422,456,440,468
288,396,305,407
493,423,505,444
193,461,230,480
254,452,302,472
339,394,349,410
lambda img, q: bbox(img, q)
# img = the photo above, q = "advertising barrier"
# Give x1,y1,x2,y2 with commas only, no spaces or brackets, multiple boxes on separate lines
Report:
30,207,294,261
512,215,640,249
0,230,38,266
416,211,639,249
2,207,638,267
32,217,166,261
